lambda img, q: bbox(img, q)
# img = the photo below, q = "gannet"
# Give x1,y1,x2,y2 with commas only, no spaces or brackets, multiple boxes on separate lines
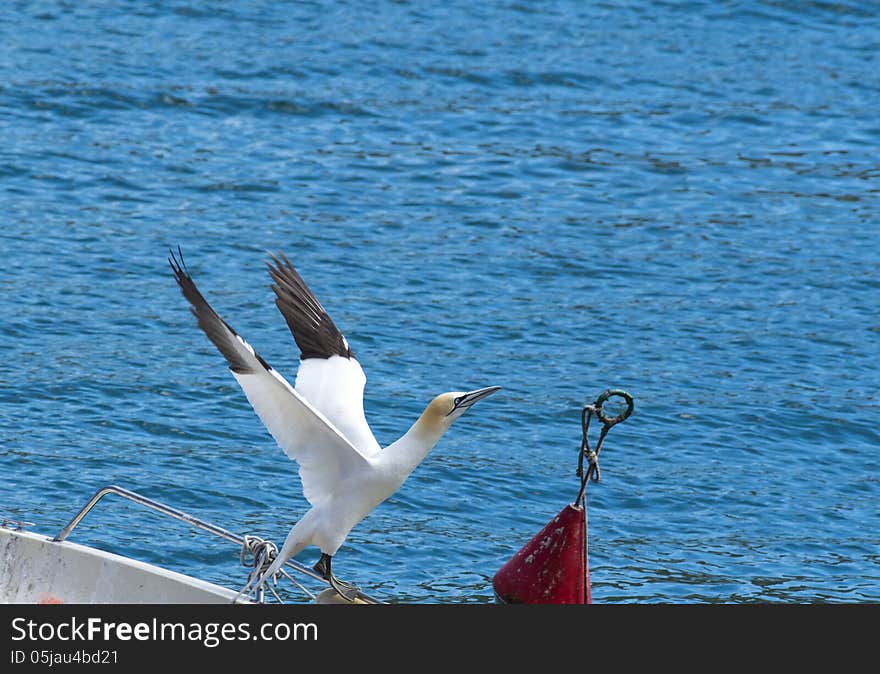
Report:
169,249,500,600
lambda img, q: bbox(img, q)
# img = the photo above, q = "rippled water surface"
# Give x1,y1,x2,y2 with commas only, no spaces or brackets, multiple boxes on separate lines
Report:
1,1,878,603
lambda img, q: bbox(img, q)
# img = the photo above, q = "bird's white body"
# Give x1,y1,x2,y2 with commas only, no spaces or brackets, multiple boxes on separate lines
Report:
169,250,498,595
235,355,459,577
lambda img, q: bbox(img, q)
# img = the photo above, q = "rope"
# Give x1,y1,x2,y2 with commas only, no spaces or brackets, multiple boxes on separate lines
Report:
236,535,279,602
235,534,319,603
575,389,633,506
240,534,278,578
0,519,34,531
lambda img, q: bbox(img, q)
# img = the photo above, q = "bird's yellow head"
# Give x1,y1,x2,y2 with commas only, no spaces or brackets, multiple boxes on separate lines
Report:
421,386,502,431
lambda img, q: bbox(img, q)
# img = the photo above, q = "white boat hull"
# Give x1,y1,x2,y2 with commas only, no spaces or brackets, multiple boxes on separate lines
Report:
0,527,243,604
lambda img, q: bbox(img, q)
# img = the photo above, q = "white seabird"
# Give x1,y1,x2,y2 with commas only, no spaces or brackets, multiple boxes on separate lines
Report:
169,249,500,600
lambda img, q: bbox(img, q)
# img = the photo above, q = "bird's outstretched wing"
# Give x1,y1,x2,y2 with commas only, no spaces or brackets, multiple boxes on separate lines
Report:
169,249,370,507
266,252,353,361
266,252,380,456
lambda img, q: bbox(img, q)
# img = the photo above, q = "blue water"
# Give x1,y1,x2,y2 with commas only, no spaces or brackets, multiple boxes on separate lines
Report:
1,1,878,604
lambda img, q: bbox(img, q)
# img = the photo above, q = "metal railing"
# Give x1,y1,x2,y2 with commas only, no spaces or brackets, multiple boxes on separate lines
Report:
53,484,382,604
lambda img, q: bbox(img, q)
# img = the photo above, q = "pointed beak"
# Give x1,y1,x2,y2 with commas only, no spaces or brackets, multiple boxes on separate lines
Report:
448,386,502,416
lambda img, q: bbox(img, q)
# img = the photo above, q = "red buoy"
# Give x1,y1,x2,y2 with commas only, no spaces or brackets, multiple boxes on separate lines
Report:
493,503,590,604
492,389,633,605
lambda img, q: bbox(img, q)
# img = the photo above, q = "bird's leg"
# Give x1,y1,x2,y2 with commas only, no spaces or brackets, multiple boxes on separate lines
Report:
314,553,359,601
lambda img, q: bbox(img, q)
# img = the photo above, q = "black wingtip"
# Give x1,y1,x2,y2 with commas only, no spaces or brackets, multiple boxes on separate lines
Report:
168,245,189,280
264,251,354,361
168,247,267,376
